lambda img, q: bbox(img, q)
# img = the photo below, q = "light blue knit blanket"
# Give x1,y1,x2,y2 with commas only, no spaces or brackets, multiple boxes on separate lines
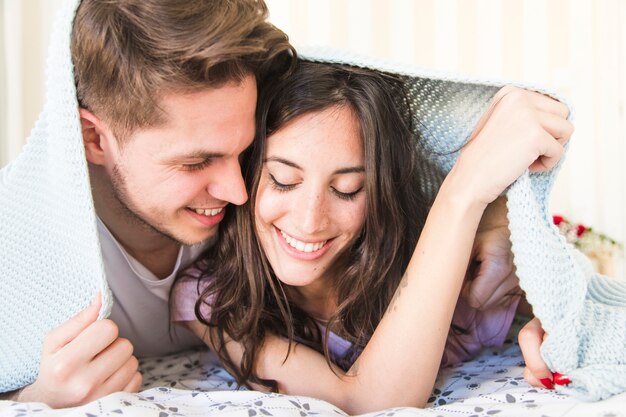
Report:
0,0,112,394
0,0,624,401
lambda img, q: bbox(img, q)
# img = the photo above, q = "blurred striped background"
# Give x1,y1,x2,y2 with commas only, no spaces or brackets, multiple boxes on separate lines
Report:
2,0,625,257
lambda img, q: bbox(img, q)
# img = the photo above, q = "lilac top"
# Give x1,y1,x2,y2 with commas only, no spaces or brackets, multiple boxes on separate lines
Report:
172,276,519,367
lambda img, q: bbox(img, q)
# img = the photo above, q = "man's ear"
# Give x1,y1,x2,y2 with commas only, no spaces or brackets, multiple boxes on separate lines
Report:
79,108,115,166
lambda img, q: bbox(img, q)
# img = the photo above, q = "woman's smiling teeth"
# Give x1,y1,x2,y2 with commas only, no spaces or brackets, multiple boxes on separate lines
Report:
193,207,223,216
280,229,327,253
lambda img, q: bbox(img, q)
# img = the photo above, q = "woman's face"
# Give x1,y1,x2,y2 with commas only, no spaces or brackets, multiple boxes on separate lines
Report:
254,105,367,292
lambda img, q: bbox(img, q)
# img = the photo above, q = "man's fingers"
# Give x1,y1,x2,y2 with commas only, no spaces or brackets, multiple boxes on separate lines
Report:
98,356,141,395
519,318,553,386
88,337,135,383
85,357,141,402
59,319,120,368
42,293,102,354
123,372,143,393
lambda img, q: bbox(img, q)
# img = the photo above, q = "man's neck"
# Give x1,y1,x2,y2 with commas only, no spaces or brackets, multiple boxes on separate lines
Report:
90,165,181,279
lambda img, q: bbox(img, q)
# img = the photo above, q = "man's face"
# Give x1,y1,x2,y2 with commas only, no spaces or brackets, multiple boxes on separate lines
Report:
103,75,257,246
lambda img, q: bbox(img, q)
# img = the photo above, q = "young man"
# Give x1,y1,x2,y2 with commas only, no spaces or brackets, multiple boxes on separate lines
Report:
0,0,295,407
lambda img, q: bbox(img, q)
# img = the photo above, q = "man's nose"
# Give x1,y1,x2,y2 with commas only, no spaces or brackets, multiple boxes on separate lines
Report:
207,159,248,205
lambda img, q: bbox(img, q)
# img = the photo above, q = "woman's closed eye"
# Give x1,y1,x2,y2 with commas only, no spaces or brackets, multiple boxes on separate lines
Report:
269,173,298,191
270,173,363,201
331,186,363,201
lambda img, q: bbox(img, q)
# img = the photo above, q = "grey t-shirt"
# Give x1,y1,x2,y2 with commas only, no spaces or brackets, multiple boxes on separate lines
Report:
97,217,209,357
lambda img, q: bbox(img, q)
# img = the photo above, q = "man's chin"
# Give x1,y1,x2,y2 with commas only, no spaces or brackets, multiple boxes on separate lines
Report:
171,226,219,247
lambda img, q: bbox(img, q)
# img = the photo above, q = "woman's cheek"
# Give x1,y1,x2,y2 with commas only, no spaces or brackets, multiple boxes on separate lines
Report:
255,186,286,226
344,198,367,234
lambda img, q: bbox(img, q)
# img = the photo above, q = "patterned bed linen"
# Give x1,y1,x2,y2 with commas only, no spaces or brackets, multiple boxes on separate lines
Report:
1,320,624,417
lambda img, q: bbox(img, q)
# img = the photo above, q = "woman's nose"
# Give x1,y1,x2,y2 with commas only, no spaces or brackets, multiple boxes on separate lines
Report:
296,188,329,235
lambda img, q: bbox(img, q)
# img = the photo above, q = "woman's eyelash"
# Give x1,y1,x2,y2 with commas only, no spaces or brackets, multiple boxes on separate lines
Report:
269,174,297,191
269,173,363,200
332,187,363,201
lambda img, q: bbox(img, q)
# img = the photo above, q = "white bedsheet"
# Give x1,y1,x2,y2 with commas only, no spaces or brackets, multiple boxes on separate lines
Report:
1,320,624,417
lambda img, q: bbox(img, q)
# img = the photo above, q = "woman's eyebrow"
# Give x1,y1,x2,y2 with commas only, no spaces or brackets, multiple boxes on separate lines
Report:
265,156,364,175
264,156,301,170
333,166,365,175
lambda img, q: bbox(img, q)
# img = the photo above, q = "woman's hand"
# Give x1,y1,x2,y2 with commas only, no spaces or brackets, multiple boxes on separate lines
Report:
518,317,573,390
449,86,574,207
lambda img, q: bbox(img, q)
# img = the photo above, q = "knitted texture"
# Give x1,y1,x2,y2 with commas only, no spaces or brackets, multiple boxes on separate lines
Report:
0,0,623,400
508,174,626,400
0,0,111,393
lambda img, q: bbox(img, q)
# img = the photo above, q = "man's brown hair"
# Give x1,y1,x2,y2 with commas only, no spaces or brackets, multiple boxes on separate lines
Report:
71,0,295,139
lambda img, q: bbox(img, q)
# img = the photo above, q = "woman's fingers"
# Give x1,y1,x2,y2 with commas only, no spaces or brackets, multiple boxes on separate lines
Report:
529,130,565,172
523,366,548,388
532,92,570,119
530,97,573,172
456,85,573,205
539,111,575,145
518,318,553,389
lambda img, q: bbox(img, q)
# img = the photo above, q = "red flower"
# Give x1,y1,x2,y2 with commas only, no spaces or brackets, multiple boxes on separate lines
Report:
553,215,564,225
576,224,587,237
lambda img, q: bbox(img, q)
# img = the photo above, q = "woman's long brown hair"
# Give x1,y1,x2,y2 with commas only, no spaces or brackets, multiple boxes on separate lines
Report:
179,61,428,390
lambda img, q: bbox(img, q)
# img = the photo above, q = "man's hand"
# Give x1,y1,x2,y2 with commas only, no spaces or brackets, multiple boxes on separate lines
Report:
462,196,521,311
16,295,142,408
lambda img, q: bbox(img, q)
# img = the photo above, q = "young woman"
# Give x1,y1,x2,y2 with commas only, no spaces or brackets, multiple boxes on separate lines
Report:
172,61,571,414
